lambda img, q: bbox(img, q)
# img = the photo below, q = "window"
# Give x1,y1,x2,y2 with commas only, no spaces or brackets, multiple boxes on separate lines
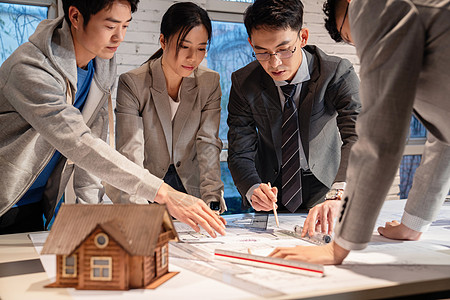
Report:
91,257,112,281
400,116,427,198
0,0,57,65
205,3,254,214
94,233,109,248
62,255,77,278
161,244,168,268
207,21,253,143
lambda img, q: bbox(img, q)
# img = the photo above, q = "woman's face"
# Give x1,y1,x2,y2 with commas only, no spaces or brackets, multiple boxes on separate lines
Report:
161,25,209,78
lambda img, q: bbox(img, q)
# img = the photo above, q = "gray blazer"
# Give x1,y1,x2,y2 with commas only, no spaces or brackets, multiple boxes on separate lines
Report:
227,45,361,207
335,0,450,250
109,58,226,212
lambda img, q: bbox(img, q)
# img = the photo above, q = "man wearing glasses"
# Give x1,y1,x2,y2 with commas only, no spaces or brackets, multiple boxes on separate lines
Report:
227,0,361,225
270,0,450,265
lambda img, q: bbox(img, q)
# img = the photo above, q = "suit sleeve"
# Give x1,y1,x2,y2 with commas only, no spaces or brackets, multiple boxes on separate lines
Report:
335,0,424,250
196,73,226,212
330,59,361,182
227,71,262,202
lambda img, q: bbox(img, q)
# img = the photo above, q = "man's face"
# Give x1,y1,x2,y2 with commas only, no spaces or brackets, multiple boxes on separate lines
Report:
70,0,132,67
335,0,354,45
249,27,308,82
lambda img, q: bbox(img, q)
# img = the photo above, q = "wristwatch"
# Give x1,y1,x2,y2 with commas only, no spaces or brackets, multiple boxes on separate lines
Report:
209,201,221,211
325,189,344,201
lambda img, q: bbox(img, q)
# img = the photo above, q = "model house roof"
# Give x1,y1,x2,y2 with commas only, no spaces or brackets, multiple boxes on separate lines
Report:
41,204,178,256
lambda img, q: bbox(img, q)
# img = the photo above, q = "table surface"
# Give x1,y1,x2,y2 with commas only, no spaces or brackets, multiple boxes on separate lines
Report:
1,200,450,300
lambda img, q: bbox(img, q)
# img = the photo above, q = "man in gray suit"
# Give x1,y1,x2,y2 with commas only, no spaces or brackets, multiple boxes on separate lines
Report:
270,0,450,264
227,0,361,215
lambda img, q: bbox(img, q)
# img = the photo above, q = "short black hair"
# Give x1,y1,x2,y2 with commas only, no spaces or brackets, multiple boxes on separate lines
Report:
63,0,139,27
323,0,343,42
244,0,304,38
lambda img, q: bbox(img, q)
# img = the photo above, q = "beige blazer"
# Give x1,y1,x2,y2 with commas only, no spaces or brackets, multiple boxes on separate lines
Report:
109,58,226,212
335,0,450,250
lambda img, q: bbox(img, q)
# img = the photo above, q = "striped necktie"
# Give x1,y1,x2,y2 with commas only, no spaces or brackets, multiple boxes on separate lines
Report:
281,84,302,212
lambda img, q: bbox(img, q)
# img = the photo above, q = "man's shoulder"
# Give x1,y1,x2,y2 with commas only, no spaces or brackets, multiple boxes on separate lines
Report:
306,45,352,69
0,41,58,85
233,60,262,77
232,60,265,83
305,45,355,82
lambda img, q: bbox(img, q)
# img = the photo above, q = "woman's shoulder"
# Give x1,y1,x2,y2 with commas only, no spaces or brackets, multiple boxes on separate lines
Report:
194,65,220,89
195,64,219,81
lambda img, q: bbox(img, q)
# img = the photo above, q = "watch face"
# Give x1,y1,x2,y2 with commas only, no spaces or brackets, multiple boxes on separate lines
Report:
210,202,220,211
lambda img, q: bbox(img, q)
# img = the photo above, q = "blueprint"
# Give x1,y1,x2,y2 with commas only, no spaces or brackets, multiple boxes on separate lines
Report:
170,200,450,296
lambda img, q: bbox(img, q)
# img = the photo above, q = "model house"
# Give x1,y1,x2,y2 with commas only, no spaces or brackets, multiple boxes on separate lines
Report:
41,204,178,290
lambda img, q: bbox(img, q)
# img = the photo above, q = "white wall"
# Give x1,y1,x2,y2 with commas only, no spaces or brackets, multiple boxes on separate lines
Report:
116,0,359,78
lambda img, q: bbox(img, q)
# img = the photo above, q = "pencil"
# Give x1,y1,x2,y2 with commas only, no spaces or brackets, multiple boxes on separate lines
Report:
268,182,279,227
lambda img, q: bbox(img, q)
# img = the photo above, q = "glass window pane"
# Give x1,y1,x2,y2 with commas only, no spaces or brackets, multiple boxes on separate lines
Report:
93,268,100,277
220,161,253,214
102,268,109,277
409,116,427,138
207,21,254,142
96,235,106,245
208,21,254,214
400,155,421,199
65,256,75,266
93,259,109,266
0,3,48,65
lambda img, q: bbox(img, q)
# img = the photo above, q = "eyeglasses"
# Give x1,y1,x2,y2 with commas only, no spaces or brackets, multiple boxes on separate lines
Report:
339,3,352,44
252,47,297,61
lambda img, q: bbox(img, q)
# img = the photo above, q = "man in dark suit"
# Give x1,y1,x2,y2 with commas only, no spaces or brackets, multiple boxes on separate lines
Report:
227,0,361,219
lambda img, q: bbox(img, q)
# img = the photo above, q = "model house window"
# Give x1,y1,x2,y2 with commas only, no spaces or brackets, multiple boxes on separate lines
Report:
91,257,112,281
161,245,168,268
62,255,77,278
94,233,109,248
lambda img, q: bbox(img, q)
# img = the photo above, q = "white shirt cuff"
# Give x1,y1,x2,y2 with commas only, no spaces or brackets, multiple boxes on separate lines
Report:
401,211,432,232
332,182,346,190
245,183,261,205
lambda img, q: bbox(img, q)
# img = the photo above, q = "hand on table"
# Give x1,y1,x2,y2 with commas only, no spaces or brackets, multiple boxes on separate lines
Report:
251,183,278,211
154,183,226,238
302,200,341,237
378,220,422,241
268,241,349,265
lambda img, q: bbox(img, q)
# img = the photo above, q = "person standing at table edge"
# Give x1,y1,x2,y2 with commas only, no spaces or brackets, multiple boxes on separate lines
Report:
107,2,227,213
270,0,450,264
0,0,226,237
227,0,361,227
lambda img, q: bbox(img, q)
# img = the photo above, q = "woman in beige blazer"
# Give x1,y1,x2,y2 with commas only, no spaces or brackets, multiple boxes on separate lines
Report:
112,2,226,213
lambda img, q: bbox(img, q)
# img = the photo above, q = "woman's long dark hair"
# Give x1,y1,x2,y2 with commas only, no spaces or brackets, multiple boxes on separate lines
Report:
148,2,212,61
